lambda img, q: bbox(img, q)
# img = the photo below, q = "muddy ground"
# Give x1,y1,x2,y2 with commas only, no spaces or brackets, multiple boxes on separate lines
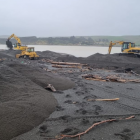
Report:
0,50,140,140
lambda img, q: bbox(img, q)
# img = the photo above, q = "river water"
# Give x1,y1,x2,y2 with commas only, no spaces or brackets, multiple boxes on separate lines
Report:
0,44,121,57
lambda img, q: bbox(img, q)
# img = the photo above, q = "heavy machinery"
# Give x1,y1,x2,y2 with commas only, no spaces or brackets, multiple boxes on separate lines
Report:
108,41,140,56
16,47,39,59
6,34,27,50
6,34,39,59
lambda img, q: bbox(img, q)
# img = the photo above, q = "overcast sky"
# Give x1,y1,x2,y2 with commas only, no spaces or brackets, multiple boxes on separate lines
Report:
0,0,140,37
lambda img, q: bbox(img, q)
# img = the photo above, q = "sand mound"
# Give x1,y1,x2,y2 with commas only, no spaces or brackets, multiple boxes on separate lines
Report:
85,53,140,73
86,53,139,64
0,50,21,60
55,55,82,62
53,52,140,74
8,63,75,90
0,62,75,140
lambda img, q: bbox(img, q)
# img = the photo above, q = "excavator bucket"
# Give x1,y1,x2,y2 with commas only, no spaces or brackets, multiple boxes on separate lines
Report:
6,40,13,50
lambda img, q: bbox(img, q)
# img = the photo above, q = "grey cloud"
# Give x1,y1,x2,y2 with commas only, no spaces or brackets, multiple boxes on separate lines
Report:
0,0,140,36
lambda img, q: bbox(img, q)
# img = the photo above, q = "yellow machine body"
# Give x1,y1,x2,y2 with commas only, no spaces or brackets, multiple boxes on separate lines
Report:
108,41,140,55
8,34,39,59
16,47,39,59
8,34,27,50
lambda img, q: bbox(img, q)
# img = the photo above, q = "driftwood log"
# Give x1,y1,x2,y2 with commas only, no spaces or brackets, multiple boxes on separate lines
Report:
51,61,87,66
82,74,140,83
52,65,82,69
88,98,119,101
45,84,56,92
50,115,134,140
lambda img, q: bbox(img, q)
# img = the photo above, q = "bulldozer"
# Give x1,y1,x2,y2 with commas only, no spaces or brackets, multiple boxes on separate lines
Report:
16,47,39,59
6,34,39,59
108,41,140,56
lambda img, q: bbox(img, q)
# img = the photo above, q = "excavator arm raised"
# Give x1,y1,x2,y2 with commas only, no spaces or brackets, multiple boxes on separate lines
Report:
8,34,21,44
108,41,124,54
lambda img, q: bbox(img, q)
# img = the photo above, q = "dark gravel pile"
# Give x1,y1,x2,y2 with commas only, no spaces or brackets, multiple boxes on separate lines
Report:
1,50,140,140
0,54,75,140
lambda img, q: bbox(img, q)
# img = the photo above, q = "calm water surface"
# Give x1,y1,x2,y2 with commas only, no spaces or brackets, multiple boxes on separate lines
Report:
0,45,121,57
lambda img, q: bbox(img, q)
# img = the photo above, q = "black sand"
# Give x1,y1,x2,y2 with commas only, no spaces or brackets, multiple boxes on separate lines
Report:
0,51,75,140
0,50,140,140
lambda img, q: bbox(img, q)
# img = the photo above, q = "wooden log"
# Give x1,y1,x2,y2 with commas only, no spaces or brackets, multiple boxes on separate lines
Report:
45,84,56,92
52,65,81,69
85,78,106,82
88,98,119,101
50,115,134,140
127,79,140,83
51,61,86,66
83,74,140,83
116,79,126,83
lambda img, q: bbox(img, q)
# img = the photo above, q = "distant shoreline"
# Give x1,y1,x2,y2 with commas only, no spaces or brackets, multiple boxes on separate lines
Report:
1,44,140,47
0,44,110,47
0,36,140,46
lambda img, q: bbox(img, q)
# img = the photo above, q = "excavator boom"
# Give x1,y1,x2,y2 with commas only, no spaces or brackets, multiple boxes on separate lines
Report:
8,34,21,44
108,41,124,54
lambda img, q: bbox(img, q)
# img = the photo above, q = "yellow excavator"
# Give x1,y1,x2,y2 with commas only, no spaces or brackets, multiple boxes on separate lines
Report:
108,41,140,56
7,34,27,50
6,34,39,59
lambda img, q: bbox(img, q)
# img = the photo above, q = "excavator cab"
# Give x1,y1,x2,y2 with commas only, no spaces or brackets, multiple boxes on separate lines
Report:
121,42,135,52
14,43,21,48
27,47,34,52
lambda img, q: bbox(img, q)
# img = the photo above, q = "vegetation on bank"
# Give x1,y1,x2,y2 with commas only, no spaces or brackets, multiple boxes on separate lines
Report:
0,35,140,46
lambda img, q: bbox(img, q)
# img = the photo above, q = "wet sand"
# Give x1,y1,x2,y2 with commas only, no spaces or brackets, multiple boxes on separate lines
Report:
0,50,140,140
